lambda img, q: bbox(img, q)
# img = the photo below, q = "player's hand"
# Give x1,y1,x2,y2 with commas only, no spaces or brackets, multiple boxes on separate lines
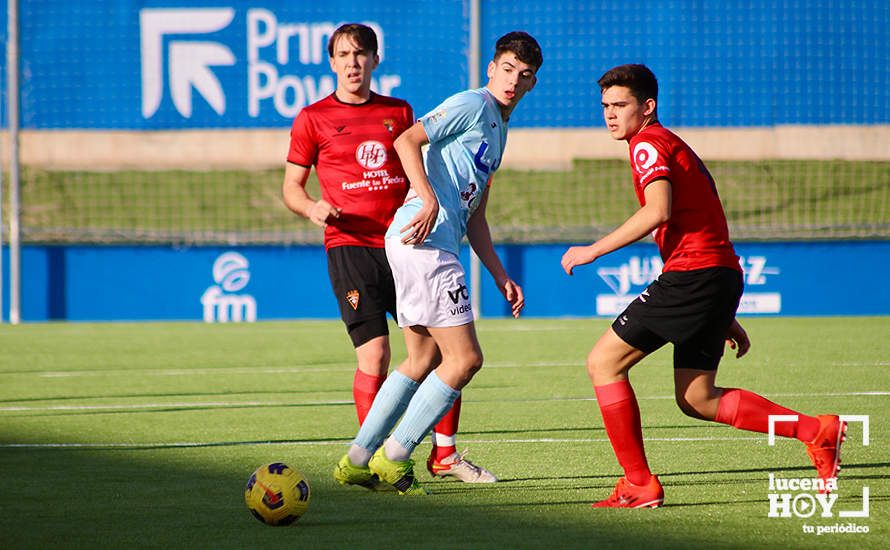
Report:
499,278,525,318
308,200,341,228
561,245,598,275
400,199,439,245
725,319,750,358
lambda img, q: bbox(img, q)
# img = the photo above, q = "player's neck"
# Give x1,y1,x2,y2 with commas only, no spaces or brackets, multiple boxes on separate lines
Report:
498,104,513,122
334,87,373,105
639,116,658,132
628,116,659,141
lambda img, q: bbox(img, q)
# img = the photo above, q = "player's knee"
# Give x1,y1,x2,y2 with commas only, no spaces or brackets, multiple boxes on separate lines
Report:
586,349,614,382
675,394,706,419
462,348,484,376
354,335,390,376
357,354,389,377
674,390,716,421
439,349,483,390
585,349,598,377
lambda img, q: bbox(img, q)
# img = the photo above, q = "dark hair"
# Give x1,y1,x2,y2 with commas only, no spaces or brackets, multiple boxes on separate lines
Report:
597,64,658,105
494,31,543,70
327,23,378,58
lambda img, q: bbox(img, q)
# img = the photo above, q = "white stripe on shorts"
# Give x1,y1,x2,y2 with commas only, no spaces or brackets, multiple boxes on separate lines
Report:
385,238,474,328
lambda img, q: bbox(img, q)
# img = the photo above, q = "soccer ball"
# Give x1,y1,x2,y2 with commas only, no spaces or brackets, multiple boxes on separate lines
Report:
244,462,311,526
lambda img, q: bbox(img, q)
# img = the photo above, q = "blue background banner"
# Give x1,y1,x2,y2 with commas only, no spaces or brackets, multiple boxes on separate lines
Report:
4,1,888,129
5,242,888,322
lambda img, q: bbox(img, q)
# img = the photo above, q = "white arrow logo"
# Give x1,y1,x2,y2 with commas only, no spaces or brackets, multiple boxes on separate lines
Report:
140,8,236,118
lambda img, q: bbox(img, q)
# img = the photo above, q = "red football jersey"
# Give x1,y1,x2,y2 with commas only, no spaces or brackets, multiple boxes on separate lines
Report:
287,92,413,249
628,123,741,273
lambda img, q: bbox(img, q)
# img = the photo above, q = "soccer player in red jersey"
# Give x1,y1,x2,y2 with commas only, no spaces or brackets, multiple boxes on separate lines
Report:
282,24,493,484
561,64,845,508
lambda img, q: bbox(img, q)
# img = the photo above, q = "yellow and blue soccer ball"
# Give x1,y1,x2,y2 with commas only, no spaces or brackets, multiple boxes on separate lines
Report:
244,462,311,526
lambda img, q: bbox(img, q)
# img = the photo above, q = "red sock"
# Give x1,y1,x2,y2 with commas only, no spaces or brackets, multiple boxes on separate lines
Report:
432,396,462,461
715,388,820,442
594,380,651,486
353,369,386,426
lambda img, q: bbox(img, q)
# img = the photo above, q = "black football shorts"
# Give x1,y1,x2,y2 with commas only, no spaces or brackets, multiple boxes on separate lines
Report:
611,267,744,371
326,246,397,347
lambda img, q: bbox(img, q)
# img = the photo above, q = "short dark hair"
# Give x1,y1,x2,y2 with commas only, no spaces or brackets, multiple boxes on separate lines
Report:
327,23,378,58
494,31,543,71
597,64,658,105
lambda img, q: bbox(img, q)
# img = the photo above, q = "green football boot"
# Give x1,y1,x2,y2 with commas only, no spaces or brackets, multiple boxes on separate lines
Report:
368,447,429,496
333,454,391,491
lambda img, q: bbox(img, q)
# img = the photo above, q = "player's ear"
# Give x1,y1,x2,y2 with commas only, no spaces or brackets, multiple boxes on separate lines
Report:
371,53,380,70
643,98,656,117
486,60,496,79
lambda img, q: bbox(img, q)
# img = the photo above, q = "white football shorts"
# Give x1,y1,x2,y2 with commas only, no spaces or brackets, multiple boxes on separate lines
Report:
384,237,474,328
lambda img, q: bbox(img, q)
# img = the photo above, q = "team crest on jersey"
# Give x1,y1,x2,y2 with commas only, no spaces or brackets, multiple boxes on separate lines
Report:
346,290,360,310
382,118,394,133
355,141,387,169
632,142,658,172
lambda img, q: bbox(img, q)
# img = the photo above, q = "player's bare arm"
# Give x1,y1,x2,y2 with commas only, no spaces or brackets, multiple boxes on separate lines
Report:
466,187,524,318
725,318,751,358
393,122,440,244
561,178,671,275
281,162,341,228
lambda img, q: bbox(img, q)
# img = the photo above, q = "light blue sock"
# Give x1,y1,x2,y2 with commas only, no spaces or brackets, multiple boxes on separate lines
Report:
390,371,460,459
351,370,419,456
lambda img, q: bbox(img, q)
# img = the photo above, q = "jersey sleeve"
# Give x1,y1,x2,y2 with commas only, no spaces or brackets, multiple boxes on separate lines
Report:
395,102,415,138
287,109,318,167
630,134,672,188
420,90,483,145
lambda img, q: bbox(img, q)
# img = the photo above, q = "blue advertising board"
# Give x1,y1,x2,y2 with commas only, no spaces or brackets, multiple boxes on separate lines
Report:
4,241,888,322
481,242,890,318
4,1,888,129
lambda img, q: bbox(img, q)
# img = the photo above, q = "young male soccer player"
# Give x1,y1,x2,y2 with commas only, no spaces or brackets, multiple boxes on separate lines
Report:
560,64,846,508
333,31,543,494
282,23,490,483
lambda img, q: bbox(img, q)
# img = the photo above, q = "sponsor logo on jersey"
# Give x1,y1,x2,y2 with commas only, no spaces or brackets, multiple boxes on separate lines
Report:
460,183,478,203
346,290,360,310
355,140,387,169
632,142,658,172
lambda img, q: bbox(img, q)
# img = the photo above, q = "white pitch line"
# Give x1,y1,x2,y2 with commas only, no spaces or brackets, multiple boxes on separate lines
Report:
6,360,890,378
35,366,358,378
0,391,886,413
0,436,765,449
0,400,352,412
16,358,889,378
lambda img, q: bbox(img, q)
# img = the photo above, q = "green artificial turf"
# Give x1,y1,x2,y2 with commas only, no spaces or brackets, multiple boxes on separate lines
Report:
0,317,887,548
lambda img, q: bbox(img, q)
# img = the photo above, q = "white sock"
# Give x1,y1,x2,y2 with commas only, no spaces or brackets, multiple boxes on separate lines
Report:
383,436,411,462
347,444,373,467
433,432,457,448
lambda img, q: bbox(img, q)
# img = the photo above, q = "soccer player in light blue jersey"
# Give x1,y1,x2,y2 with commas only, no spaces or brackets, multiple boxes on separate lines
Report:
334,31,543,494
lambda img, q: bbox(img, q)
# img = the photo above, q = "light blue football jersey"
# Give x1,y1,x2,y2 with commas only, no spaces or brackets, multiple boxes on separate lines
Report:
387,87,508,256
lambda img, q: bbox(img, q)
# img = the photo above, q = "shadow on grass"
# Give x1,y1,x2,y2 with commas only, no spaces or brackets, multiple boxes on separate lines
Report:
0,436,807,550
0,388,349,404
